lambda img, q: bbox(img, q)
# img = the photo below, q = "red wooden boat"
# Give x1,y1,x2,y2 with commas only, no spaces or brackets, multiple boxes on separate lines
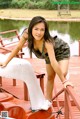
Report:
0,30,80,119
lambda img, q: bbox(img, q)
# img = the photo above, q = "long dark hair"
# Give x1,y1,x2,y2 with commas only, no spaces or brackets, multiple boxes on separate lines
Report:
28,16,53,55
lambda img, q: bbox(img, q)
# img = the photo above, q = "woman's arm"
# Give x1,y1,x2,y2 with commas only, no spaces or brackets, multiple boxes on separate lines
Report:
45,42,74,88
45,42,67,82
0,29,28,67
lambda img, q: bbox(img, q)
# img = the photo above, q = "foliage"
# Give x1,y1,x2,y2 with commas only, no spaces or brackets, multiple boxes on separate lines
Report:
0,0,80,10
27,1,45,9
44,0,57,10
10,0,30,8
0,0,12,8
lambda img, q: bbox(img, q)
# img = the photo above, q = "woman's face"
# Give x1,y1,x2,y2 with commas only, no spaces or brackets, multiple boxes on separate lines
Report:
32,22,45,41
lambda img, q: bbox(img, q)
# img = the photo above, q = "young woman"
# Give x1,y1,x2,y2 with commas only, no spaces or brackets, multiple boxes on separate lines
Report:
0,16,72,102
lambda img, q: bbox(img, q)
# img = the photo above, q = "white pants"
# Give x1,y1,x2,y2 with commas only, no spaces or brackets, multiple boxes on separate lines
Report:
0,54,51,110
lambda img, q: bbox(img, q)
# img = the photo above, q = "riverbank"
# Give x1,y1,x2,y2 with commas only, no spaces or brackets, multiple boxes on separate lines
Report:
0,9,80,22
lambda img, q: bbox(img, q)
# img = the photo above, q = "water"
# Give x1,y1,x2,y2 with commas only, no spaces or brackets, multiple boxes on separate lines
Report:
0,19,80,56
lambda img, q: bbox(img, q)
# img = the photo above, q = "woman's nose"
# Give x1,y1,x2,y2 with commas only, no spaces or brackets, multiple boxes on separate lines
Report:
37,30,41,34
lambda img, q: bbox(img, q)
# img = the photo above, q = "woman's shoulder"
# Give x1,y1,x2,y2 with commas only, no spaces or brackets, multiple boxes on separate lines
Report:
45,40,54,49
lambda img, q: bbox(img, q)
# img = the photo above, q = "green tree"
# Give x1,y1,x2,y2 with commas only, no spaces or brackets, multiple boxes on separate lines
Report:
0,0,12,8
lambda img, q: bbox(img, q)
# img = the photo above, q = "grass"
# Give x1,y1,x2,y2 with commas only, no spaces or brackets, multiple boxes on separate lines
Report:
0,9,80,21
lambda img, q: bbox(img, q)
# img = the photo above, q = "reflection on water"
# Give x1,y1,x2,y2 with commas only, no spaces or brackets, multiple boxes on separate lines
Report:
0,19,80,56
70,41,79,56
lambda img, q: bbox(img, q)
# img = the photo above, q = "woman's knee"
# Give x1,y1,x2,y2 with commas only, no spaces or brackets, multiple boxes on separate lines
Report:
47,73,55,81
46,64,56,81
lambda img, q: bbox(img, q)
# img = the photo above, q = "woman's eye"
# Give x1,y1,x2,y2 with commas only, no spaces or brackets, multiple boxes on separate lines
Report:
41,29,45,31
35,28,38,30
33,27,45,32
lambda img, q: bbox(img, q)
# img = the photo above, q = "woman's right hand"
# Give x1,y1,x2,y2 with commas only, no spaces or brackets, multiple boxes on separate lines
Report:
0,62,7,68
22,28,28,39
63,80,74,88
